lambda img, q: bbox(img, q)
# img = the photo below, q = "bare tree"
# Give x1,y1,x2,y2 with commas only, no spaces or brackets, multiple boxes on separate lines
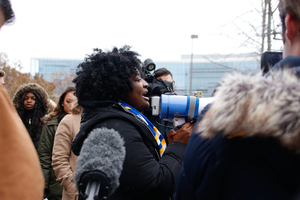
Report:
0,52,56,99
50,71,76,99
33,73,56,101
201,0,282,74
261,0,281,52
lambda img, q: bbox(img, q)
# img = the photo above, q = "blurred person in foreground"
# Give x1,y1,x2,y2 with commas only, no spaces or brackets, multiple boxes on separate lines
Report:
52,101,82,200
267,0,300,76
0,69,5,86
71,45,194,200
174,70,300,200
12,83,50,152
38,87,76,200
174,1,300,199
0,0,44,199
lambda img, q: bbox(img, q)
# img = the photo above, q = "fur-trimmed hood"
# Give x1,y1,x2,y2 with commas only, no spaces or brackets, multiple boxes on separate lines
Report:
12,83,50,114
197,70,300,153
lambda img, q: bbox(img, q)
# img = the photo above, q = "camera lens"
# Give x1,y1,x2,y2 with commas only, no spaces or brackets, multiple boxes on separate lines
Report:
147,64,155,71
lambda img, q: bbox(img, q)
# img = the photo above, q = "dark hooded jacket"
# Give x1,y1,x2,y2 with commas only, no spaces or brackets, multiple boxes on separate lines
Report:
266,56,300,77
72,100,186,200
12,83,50,151
174,72,300,200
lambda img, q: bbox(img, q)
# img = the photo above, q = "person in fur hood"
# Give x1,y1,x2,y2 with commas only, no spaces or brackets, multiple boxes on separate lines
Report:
174,71,300,200
12,83,50,152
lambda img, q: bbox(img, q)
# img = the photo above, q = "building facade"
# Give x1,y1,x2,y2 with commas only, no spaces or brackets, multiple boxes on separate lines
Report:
30,58,82,82
154,53,260,97
31,53,261,97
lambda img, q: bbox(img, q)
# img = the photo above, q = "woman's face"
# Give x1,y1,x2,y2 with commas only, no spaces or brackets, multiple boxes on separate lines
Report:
62,91,77,114
123,74,149,112
24,92,36,111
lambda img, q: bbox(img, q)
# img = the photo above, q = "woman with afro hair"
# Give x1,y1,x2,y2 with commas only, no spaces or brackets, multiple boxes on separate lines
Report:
12,83,50,152
71,45,194,200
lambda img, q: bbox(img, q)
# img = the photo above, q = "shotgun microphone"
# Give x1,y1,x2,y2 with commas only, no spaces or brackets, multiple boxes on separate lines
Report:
74,128,126,200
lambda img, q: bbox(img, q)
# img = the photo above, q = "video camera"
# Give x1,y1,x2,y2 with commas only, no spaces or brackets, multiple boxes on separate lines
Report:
142,58,156,83
261,51,283,75
142,59,213,128
142,58,174,97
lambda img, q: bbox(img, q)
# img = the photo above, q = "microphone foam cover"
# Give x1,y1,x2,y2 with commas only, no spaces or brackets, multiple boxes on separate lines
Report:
75,127,126,195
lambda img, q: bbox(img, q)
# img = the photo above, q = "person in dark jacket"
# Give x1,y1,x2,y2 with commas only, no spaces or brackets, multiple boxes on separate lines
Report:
267,0,300,76
144,67,175,143
38,87,76,200
71,45,194,200
173,71,300,200
0,69,5,86
12,83,50,152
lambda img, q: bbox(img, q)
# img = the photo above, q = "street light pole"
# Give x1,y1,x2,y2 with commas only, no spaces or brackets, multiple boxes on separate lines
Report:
190,34,198,95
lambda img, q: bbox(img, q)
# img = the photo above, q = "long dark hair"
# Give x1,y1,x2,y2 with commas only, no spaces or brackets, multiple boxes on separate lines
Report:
43,87,76,122
18,92,45,139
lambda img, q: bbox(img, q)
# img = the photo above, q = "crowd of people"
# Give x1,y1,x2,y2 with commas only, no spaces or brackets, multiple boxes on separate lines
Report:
2,0,300,200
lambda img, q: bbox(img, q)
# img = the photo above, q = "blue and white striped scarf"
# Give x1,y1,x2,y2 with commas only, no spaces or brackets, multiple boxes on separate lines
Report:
119,101,166,157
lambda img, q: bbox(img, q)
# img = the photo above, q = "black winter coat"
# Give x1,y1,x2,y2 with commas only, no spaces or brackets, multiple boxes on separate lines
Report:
174,71,300,200
267,56,300,77
72,101,186,200
174,132,300,200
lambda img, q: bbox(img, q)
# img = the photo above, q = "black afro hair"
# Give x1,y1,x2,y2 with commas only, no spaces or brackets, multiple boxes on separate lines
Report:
73,45,142,102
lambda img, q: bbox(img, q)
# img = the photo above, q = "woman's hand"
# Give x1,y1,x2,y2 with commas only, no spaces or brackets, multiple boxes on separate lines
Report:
167,122,194,145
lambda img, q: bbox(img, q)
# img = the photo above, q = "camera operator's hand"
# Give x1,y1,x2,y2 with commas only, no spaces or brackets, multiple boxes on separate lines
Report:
167,122,194,145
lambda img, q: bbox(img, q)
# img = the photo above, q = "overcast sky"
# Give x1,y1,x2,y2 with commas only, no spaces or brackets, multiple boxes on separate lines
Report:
0,0,280,72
